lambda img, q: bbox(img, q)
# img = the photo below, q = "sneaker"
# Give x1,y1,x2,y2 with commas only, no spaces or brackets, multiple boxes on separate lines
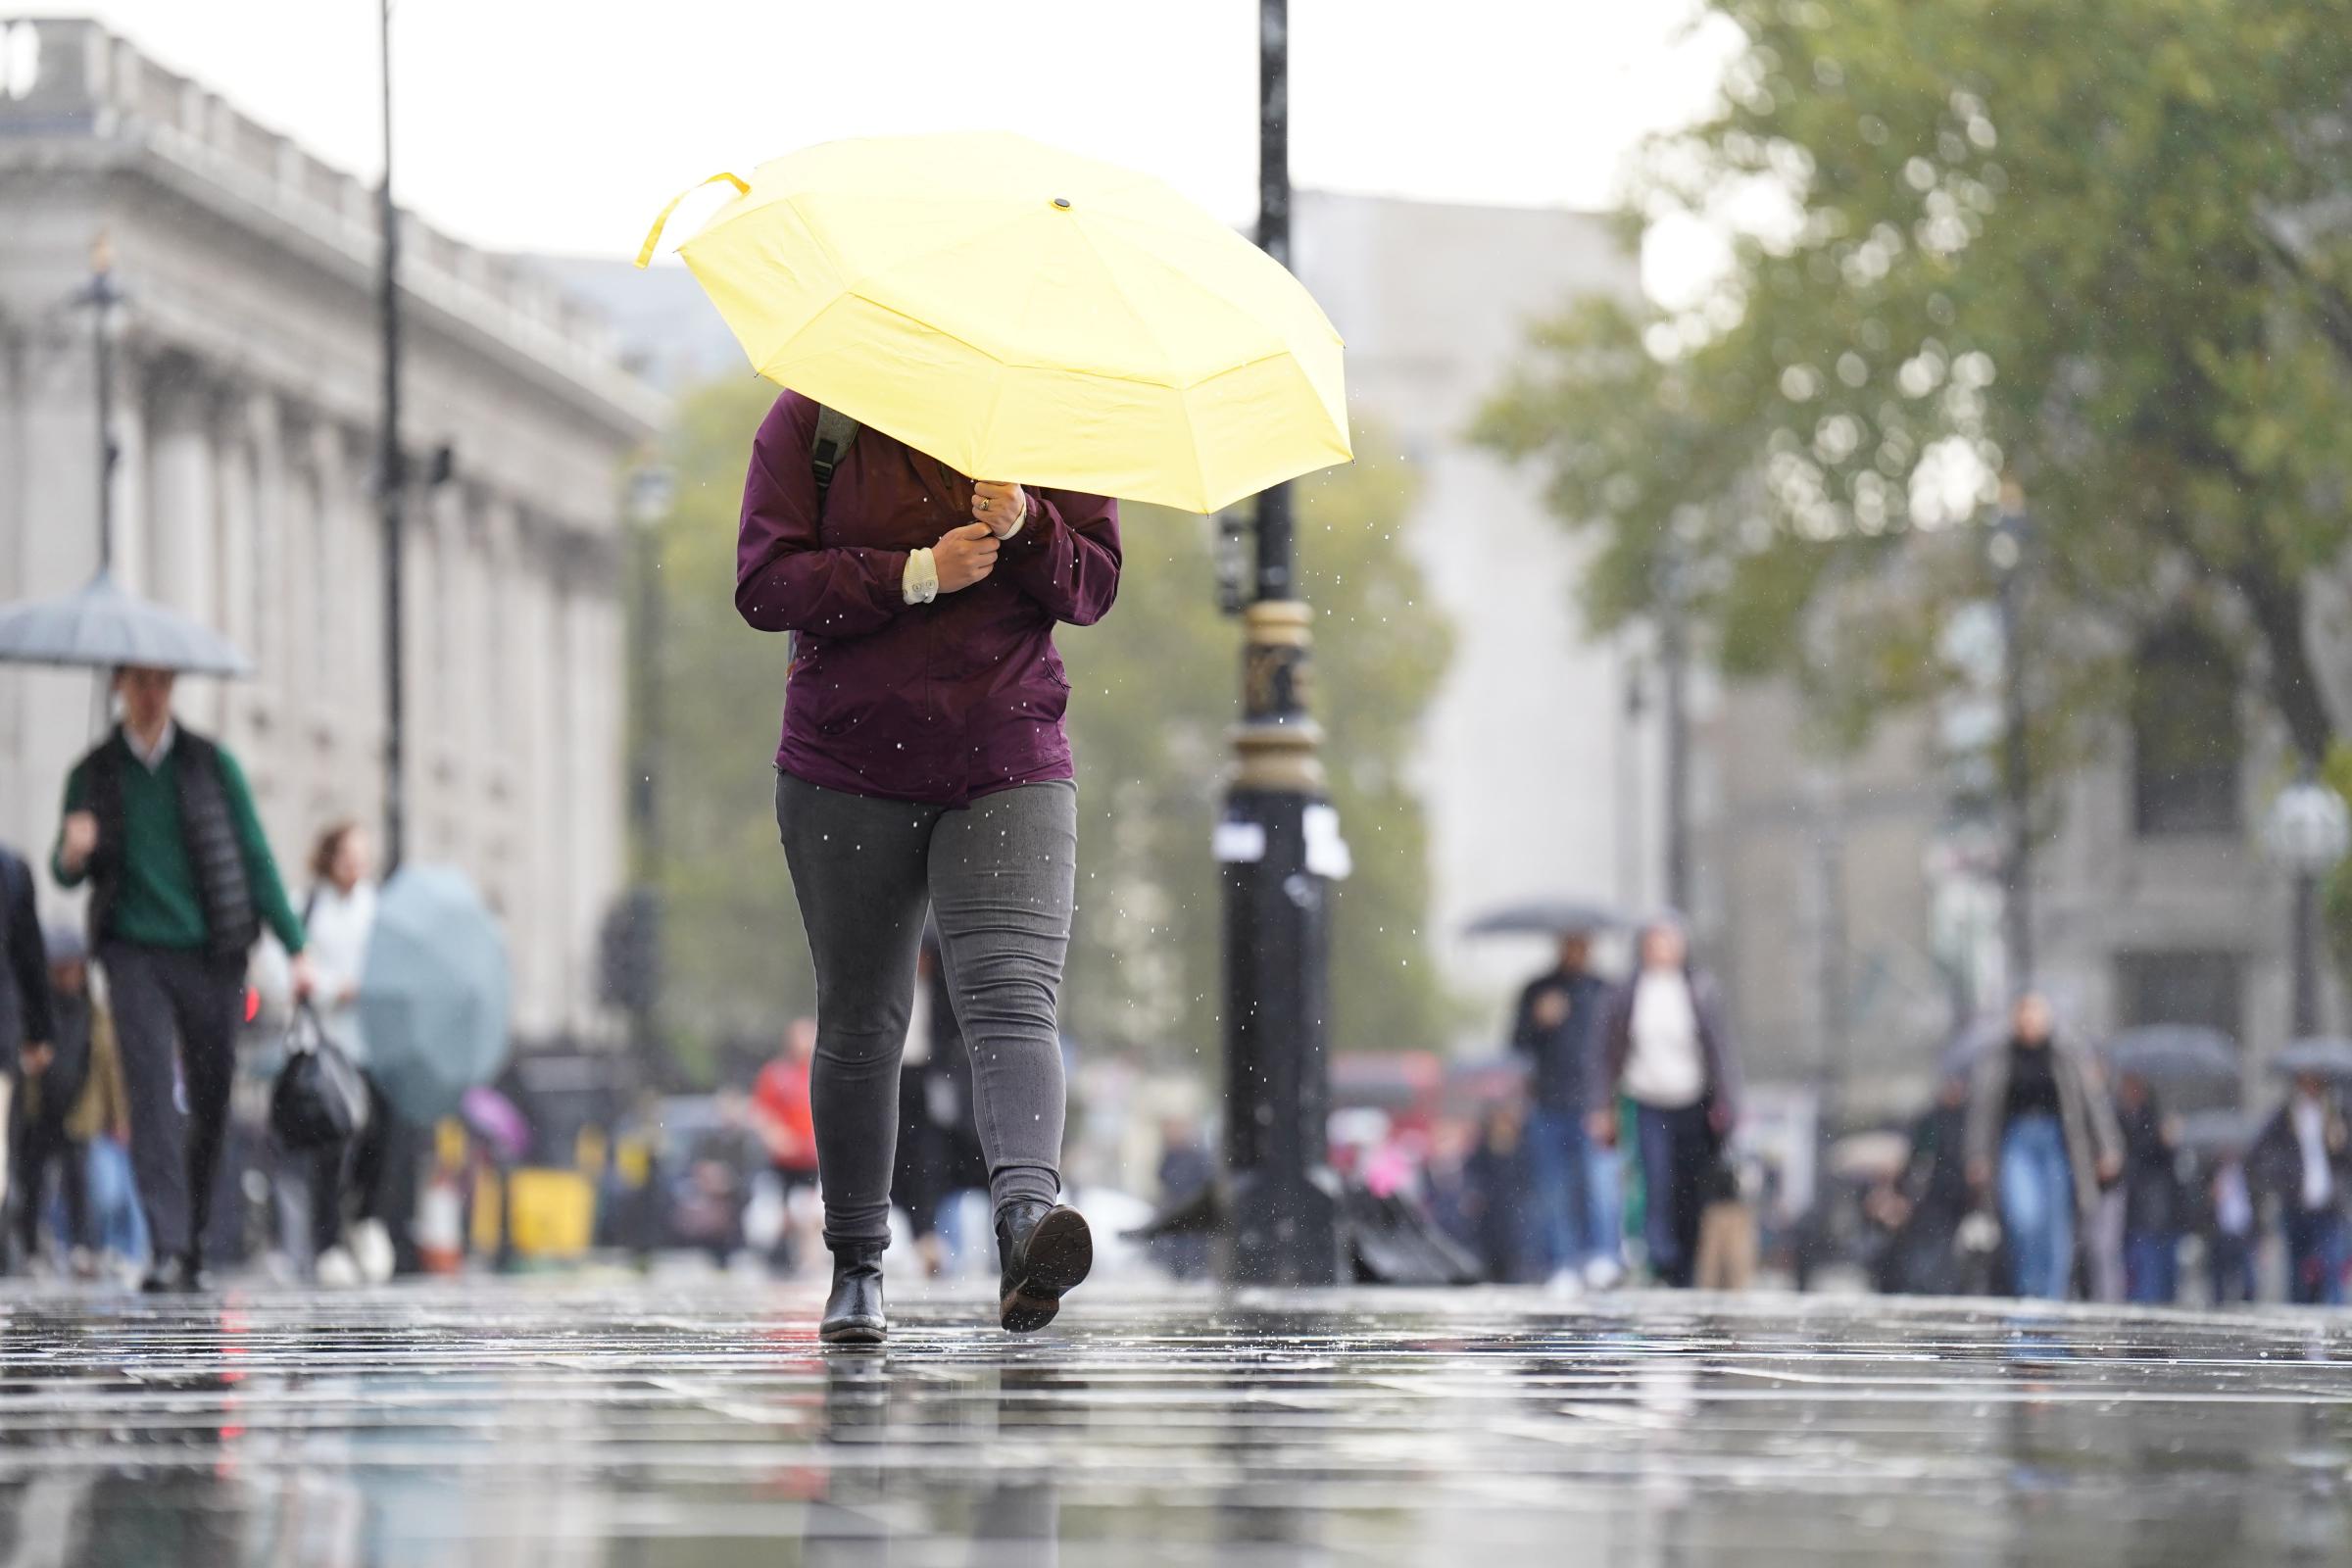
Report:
350,1220,396,1285
316,1247,363,1289
1545,1266,1587,1298
1583,1256,1626,1292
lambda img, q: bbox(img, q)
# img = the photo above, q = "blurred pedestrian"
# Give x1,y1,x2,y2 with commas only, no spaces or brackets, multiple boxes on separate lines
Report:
1465,1100,1540,1283
50,665,314,1292
2201,1152,2257,1306
1592,918,1740,1289
890,938,954,1276
0,841,52,1236
1964,992,2122,1301
753,1019,821,1273
1874,1073,1977,1296
1152,1114,1214,1282
2249,1073,2352,1307
1692,1149,1756,1292
1509,931,1614,1290
300,820,399,1287
2114,1072,2183,1305
740,390,1118,1342
13,926,126,1277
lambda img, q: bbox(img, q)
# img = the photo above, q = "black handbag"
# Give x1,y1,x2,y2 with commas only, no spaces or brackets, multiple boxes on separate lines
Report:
270,1004,370,1152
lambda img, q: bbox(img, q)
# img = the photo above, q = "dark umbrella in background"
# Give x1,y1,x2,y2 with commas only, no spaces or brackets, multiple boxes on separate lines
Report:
2103,1024,2240,1086
1460,898,1626,939
2177,1109,2256,1160
2271,1037,2352,1082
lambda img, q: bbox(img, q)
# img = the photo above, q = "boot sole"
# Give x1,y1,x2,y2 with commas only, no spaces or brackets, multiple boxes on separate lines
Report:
819,1317,887,1347
1001,1206,1093,1334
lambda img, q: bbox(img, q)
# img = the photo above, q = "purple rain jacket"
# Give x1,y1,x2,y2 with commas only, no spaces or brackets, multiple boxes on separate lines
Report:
735,391,1123,806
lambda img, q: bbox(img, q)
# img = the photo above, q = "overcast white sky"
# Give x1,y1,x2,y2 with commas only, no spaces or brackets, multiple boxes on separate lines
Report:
58,0,1736,283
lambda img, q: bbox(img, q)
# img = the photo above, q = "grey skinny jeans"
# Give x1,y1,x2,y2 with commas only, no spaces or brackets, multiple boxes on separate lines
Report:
775,770,1077,1251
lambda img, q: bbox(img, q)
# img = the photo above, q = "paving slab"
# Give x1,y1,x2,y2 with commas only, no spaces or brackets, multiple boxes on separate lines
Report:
0,1276,2347,1565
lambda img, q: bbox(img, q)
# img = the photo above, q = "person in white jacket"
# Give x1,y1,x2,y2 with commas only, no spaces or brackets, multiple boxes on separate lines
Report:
301,821,393,1285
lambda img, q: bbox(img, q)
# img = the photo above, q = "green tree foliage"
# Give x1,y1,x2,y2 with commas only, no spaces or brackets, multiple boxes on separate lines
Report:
1479,0,2352,777
629,384,1452,1081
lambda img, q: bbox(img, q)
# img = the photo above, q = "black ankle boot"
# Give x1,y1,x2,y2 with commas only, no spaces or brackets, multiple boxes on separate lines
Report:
996,1200,1093,1333
820,1245,887,1345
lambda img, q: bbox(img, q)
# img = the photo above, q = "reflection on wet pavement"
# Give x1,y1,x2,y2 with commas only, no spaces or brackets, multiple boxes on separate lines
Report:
0,1280,2345,1565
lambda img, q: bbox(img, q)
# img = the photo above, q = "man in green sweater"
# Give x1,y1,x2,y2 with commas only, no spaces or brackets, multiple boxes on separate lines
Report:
53,665,314,1291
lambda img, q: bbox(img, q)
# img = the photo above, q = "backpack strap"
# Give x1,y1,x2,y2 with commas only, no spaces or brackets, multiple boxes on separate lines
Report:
809,405,860,513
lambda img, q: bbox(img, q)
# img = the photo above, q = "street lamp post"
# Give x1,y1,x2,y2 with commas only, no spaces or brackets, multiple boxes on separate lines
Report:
1991,481,2033,988
74,235,123,573
1217,0,1344,1287
2266,776,2351,1040
376,0,409,873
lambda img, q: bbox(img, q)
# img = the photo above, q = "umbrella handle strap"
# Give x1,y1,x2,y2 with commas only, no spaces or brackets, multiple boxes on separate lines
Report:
635,172,751,268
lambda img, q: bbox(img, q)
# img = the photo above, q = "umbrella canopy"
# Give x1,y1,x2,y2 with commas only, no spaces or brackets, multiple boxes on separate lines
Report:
2177,1108,2255,1159
358,865,511,1124
2272,1037,2352,1081
1936,1016,2008,1082
1461,898,1627,939
0,571,251,676
638,132,1351,514
1828,1130,1910,1182
460,1086,531,1164
2102,1024,2240,1084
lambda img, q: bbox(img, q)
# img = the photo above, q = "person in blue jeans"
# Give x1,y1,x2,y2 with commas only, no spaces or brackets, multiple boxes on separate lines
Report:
2250,1074,2352,1307
1965,992,2122,1301
1509,932,1616,1288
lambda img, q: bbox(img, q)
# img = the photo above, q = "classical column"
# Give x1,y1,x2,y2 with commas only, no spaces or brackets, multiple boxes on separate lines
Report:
145,358,222,729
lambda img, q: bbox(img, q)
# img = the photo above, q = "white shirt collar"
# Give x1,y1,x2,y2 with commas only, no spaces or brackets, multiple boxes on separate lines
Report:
125,719,176,771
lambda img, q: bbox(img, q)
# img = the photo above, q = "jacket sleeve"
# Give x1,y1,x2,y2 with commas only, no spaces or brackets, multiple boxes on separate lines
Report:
1589,986,1631,1115
217,749,305,955
1963,1058,2000,1180
2077,1052,2124,1170
995,488,1121,626
1507,981,1540,1057
1696,975,1741,1116
736,395,912,639
3,856,51,1047
50,760,90,889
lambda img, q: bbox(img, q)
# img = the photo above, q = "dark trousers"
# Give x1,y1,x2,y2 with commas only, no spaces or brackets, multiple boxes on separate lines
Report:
2283,1208,2348,1307
14,1106,90,1254
2207,1232,2255,1305
101,943,243,1261
2124,1232,2180,1305
310,1071,393,1255
1635,1101,1714,1289
775,772,1076,1251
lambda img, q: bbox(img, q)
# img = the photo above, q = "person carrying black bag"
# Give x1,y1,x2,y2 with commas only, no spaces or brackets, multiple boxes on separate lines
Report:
51,665,314,1292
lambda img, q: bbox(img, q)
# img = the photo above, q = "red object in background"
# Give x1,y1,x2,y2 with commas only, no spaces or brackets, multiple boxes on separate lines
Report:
753,1056,818,1173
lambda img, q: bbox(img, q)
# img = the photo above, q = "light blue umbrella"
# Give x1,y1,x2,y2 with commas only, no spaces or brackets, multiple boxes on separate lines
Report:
359,865,512,1124
0,571,252,675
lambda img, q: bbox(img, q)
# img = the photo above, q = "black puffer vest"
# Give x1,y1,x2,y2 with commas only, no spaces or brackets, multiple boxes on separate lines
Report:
83,726,259,966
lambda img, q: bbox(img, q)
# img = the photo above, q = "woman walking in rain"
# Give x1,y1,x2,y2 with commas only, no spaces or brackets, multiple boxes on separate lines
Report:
1965,991,2122,1300
738,390,1119,1343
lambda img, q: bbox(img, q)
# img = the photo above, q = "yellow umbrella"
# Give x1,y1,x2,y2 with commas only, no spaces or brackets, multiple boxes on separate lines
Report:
636,132,1351,514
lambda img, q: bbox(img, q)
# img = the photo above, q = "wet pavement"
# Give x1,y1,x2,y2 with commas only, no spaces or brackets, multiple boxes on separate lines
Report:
0,1278,2347,1566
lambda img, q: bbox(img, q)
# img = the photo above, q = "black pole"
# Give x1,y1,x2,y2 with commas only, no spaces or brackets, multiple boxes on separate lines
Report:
1660,552,1691,915
1218,0,1342,1287
2293,870,2321,1040
88,237,119,575
1995,486,2032,987
377,0,407,873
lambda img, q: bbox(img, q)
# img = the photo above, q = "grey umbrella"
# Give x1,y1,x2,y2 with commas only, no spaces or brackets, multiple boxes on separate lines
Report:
1461,897,1626,939
359,865,512,1124
2272,1037,2352,1082
0,571,251,676
2177,1109,2254,1158
2102,1024,2239,1084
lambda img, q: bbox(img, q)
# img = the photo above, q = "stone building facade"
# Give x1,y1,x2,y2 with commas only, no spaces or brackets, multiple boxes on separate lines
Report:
0,19,662,1044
